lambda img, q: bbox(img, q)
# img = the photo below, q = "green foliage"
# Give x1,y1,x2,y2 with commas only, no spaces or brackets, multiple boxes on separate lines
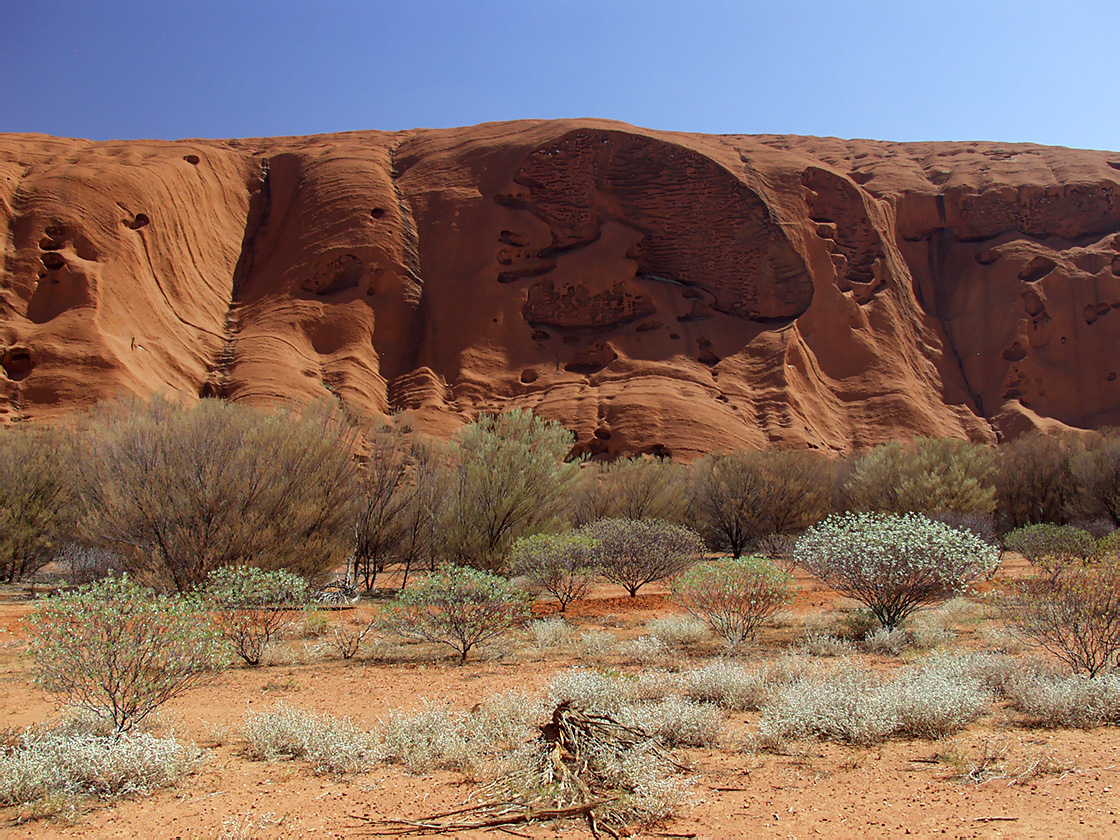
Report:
74,398,360,591
794,512,999,630
689,449,833,557
443,409,578,569
1004,523,1096,579
353,414,442,591
1001,558,1120,677
569,457,688,526
202,566,310,666
671,556,794,648
995,431,1083,528
25,575,226,732
0,425,74,583
1072,434,1120,527
842,438,996,514
379,565,531,662
579,518,704,597
507,531,600,611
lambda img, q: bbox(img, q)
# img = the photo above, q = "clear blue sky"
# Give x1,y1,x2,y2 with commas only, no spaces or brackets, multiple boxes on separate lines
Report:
2,0,1117,151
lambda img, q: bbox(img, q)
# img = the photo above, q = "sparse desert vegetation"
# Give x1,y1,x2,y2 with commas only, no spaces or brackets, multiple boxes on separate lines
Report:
2,406,1120,835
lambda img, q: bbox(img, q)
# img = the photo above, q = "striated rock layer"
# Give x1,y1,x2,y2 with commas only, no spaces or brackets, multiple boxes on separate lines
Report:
2,121,1119,457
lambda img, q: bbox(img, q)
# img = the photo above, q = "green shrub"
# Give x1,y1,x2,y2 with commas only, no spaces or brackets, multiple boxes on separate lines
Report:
507,531,600,611
379,565,530,662
202,566,310,666
671,556,794,648
580,518,703,597
795,512,999,630
0,425,74,583
25,575,226,733
75,398,359,591
1004,523,1096,579
1001,558,1120,677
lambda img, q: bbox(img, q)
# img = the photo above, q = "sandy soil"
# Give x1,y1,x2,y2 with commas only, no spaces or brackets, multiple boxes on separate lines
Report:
1,560,1118,839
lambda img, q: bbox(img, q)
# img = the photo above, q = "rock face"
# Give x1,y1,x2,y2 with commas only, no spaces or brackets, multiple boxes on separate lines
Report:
2,121,1119,457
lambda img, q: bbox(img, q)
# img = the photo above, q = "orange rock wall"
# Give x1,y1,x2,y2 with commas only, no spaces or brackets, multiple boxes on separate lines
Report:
2,121,1118,456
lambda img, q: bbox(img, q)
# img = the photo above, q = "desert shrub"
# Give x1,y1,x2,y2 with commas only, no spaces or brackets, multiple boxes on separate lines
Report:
580,518,703,597
842,438,996,515
1004,523,1095,579
376,694,541,774
507,531,600,611
75,398,359,591
547,667,632,714
689,449,833,557
352,414,442,591
0,727,201,810
639,696,723,747
326,610,378,660
300,606,330,638
53,543,127,586
1000,559,1120,677
1072,434,1120,528
995,430,1083,528
796,630,856,657
757,655,988,748
621,634,670,664
241,704,378,775
671,556,794,649
202,567,310,666
681,660,767,711
0,424,75,583
1005,669,1120,728
379,565,530,662
577,629,618,659
646,614,709,647
25,575,226,733
526,616,578,650
794,512,998,630
863,620,952,657
440,409,578,570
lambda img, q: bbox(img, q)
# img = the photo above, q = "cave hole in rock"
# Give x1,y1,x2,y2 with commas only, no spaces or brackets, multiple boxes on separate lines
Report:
1,348,33,380
44,224,65,239
669,333,681,340
530,330,550,342
126,213,150,230
975,249,1000,265
519,369,538,384
594,427,612,441
1109,161,1120,171
183,154,200,165
38,237,62,251
1109,373,1117,382
370,207,386,219
41,253,65,271
1002,342,1028,362
1018,256,1057,283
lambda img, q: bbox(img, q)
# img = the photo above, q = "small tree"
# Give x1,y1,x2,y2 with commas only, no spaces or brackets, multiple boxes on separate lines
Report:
671,556,794,648
794,512,998,630
379,565,530,662
0,425,75,583
202,567,310,666
1072,435,1120,528
1001,559,1120,677
995,431,1083,528
1004,523,1096,580
443,410,579,569
507,532,600,612
689,450,832,558
25,575,226,733
75,398,360,591
842,438,996,515
580,518,703,597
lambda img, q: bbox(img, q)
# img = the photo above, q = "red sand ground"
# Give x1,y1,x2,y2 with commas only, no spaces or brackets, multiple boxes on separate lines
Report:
1,559,1118,838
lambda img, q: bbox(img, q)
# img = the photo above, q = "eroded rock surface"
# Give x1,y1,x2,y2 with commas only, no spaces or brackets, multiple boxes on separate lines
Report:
2,121,1118,455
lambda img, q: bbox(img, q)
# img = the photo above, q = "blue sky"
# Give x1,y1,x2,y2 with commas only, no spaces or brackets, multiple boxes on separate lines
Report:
2,0,1117,150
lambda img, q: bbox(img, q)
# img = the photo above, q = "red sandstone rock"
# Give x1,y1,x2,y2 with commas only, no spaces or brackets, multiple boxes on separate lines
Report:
1,121,1118,456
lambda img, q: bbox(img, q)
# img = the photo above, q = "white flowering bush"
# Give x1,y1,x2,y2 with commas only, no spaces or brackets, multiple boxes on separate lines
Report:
241,704,378,776
795,512,999,630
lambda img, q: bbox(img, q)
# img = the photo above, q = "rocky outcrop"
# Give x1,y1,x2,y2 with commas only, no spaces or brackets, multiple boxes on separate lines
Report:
1,121,1118,456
